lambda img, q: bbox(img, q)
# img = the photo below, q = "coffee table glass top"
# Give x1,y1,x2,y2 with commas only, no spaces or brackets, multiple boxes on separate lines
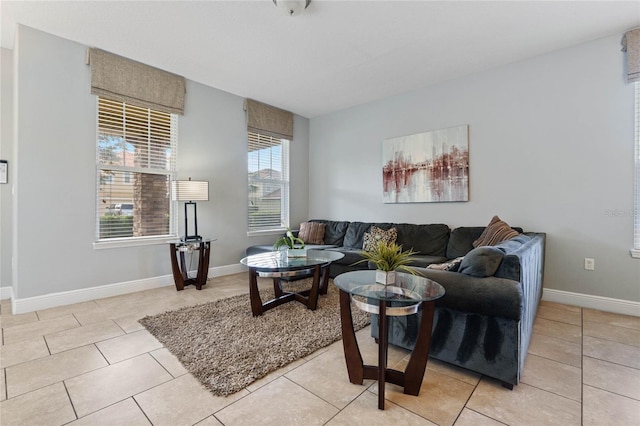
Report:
334,270,445,305
240,250,345,272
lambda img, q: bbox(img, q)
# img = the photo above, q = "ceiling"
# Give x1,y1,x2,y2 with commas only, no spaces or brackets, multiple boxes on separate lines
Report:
2,1,639,118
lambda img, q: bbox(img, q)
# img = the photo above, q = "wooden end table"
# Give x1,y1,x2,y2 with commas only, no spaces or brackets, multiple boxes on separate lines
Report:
334,270,445,410
169,238,212,290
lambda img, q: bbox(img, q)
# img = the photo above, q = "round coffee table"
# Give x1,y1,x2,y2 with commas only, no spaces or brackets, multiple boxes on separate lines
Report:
240,250,345,316
334,270,445,410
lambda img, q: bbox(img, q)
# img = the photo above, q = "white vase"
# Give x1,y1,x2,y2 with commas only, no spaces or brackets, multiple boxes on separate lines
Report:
287,248,307,258
375,270,396,285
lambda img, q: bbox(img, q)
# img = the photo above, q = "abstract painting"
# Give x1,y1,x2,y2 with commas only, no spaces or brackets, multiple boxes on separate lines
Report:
382,125,469,203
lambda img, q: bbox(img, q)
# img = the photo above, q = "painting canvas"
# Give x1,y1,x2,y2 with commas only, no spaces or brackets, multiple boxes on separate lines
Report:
382,125,469,203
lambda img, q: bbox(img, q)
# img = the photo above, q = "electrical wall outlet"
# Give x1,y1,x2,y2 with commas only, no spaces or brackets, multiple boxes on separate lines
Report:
584,258,595,271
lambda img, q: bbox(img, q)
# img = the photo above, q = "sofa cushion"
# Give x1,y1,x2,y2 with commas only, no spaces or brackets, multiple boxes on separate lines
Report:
394,223,450,257
407,255,450,268
473,216,520,247
343,222,393,248
458,246,505,277
309,220,350,246
299,221,325,244
362,226,398,251
326,248,368,266
446,227,486,259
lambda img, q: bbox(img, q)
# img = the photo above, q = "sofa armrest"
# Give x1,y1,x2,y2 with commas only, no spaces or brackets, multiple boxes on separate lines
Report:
410,268,523,320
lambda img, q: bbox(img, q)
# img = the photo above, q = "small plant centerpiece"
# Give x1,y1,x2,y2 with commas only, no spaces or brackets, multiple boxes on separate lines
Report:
273,227,306,257
354,241,418,285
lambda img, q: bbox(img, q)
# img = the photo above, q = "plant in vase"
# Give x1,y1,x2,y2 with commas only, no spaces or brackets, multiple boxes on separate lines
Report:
353,241,418,284
273,227,306,257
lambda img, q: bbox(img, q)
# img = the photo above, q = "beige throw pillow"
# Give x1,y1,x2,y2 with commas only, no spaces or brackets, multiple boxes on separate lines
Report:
298,221,326,245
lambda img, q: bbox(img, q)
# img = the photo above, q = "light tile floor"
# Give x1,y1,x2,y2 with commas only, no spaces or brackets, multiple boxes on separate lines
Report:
1,273,639,425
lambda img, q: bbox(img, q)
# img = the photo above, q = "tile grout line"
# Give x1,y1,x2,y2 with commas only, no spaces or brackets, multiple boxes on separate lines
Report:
62,380,79,422
582,354,640,371
132,396,155,426
2,368,6,401
582,382,640,403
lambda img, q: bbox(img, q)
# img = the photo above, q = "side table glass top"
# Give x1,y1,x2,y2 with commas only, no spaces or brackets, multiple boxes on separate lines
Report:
168,238,213,245
240,250,345,272
334,270,445,315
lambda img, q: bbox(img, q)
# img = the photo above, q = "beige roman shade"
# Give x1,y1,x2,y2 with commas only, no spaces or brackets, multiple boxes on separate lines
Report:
87,48,186,115
622,28,640,84
244,99,293,140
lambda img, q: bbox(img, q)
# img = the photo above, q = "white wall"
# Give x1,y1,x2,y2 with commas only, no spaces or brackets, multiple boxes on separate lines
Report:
8,25,310,301
0,47,13,295
309,34,640,303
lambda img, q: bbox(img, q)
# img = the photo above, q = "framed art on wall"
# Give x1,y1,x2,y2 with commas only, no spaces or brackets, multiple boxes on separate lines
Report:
382,125,469,203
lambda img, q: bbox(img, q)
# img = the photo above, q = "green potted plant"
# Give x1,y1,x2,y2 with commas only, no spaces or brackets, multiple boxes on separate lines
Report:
273,227,306,257
353,241,418,284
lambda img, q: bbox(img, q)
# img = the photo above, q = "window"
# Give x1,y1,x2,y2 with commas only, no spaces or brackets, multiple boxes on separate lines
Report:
247,131,290,233
634,82,640,257
96,97,177,241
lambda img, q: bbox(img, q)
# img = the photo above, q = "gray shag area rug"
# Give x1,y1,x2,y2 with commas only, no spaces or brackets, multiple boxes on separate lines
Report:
139,279,370,396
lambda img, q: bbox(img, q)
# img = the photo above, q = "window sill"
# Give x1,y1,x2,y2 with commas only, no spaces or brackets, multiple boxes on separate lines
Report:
93,236,178,250
247,228,285,238
631,249,640,259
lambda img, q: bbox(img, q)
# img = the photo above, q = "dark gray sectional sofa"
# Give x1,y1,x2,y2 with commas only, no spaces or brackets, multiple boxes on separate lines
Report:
245,220,453,276
245,219,546,388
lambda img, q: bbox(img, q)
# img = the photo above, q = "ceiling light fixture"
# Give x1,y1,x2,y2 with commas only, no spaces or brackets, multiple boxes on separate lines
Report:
273,0,311,17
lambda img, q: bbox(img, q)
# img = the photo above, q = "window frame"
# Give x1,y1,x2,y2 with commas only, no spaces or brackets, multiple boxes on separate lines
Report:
633,82,640,258
247,131,290,236
93,97,178,249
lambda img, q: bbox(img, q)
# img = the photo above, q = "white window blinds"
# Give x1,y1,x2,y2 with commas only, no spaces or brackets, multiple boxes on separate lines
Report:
248,132,290,231
96,97,177,240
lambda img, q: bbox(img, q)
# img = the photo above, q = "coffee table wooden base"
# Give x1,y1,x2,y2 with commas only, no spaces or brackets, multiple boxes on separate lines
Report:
338,289,436,410
248,263,332,316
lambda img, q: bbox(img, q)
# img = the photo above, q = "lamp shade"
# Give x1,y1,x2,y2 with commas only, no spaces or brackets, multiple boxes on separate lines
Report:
171,179,209,201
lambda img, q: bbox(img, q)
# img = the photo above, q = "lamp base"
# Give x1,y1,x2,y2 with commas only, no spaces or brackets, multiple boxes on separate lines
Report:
181,235,202,242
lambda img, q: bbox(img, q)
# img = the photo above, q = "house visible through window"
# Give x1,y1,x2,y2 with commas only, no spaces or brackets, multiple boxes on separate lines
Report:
248,131,290,232
96,97,177,240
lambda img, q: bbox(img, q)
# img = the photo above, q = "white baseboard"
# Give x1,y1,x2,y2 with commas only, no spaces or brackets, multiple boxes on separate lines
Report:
209,263,246,277
11,263,247,315
12,266,636,317
0,286,13,300
543,288,640,317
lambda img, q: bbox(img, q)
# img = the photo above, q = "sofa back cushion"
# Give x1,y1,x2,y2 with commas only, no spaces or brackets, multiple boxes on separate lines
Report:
447,225,524,259
343,222,393,248
394,223,450,257
309,220,350,246
446,227,486,259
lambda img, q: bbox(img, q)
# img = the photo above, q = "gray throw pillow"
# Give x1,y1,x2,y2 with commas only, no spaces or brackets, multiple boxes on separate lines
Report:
458,246,505,277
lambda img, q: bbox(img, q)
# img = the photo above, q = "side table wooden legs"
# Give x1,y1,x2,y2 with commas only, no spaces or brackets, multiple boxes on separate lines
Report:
338,289,437,410
249,264,328,316
169,240,211,291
